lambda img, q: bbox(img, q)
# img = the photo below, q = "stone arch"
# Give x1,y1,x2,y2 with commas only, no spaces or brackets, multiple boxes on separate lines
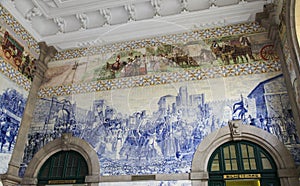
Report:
288,0,300,62
190,121,299,186
21,133,100,186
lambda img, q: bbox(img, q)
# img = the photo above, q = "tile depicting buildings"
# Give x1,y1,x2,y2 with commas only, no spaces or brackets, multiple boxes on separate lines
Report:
19,72,300,176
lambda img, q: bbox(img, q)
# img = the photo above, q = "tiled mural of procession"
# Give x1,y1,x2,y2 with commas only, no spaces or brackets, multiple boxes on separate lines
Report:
21,72,300,176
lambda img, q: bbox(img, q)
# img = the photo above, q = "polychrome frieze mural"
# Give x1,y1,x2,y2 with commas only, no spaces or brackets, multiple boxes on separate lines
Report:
0,5,39,55
0,24,36,81
19,71,300,176
0,66,28,174
42,23,275,90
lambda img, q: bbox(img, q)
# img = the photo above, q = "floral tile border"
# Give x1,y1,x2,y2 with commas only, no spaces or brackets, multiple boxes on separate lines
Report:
0,57,31,91
0,5,40,55
53,22,265,61
38,60,282,98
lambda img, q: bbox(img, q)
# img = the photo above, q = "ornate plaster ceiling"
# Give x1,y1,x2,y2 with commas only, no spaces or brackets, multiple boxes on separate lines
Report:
2,0,271,51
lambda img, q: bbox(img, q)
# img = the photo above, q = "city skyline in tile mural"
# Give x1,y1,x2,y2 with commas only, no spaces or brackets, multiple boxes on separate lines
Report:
19,71,300,177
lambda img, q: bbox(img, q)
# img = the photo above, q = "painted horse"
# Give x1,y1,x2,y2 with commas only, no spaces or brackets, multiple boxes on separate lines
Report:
211,41,255,65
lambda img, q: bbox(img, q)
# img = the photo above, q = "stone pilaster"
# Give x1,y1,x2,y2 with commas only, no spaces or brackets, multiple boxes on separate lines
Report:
1,42,56,186
272,0,300,140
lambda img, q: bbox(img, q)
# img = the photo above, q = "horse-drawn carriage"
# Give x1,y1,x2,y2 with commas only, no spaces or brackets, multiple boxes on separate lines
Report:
210,39,255,65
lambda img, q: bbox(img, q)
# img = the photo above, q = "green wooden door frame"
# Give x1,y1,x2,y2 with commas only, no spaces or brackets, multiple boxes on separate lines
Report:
208,141,280,186
37,150,88,185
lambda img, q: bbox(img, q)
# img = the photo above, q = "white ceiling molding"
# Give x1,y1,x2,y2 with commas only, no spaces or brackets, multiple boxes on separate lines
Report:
1,0,269,51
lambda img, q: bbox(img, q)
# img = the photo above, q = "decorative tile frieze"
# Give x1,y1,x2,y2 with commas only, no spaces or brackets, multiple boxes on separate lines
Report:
53,22,265,61
38,60,281,98
0,5,39,55
0,57,31,91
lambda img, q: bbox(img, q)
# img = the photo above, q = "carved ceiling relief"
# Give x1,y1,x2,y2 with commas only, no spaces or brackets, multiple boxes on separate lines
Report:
3,0,270,50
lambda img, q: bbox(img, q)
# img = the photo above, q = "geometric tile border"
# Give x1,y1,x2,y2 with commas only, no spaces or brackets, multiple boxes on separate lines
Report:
53,22,265,61
0,57,32,91
38,60,282,98
0,5,40,55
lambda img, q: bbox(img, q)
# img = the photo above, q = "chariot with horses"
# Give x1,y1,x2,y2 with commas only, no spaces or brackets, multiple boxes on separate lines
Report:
210,37,255,65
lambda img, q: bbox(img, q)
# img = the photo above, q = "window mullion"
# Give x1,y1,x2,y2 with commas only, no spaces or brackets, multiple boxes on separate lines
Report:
220,149,225,173
48,156,54,179
237,143,243,171
77,156,82,177
62,152,69,179
228,145,232,170
255,146,262,171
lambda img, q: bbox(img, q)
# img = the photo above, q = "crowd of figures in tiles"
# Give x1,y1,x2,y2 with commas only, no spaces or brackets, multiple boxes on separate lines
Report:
19,74,300,176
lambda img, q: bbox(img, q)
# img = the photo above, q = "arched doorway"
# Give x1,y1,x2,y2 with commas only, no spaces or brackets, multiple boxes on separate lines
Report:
191,121,299,186
21,133,100,186
38,150,88,185
208,141,279,186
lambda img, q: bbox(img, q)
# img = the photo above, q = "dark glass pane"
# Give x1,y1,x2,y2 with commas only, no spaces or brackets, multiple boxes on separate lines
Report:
80,164,88,176
39,163,50,178
51,167,63,178
66,155,78,177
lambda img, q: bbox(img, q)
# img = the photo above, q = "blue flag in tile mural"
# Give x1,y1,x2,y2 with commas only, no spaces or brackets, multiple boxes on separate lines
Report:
232,94,248,120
